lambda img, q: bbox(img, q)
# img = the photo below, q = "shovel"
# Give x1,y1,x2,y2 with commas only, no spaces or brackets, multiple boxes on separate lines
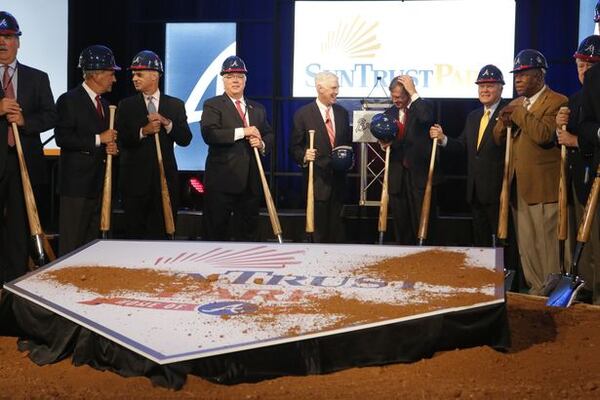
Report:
497,126,515,290
546,164,600,307
541,138,569,295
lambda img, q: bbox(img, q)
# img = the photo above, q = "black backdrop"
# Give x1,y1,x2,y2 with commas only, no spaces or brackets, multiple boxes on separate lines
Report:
62,0,582,216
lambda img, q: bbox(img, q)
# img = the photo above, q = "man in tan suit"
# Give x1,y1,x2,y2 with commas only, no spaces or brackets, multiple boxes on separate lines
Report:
493,49,568,295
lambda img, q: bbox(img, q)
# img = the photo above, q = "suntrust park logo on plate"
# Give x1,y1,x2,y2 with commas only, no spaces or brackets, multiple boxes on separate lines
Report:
198,301,258,316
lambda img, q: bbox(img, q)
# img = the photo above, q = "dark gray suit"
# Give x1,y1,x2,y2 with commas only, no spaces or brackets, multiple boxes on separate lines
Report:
443,102,505,246
55,84,110,255
200,94,273,241
290,101,352,243
0,62,57,283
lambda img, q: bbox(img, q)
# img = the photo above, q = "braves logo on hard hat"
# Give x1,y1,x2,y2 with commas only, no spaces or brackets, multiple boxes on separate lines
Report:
475,65,505,85
0,11,21,36
574,35,600,63
220,55,248,75
129,50,164,73
510,49,548,73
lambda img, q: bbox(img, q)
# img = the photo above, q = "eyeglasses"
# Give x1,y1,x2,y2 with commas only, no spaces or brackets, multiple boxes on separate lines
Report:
223,74,245,80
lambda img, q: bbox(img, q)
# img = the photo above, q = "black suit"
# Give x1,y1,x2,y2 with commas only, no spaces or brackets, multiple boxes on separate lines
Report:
116,92,192,239
384,98,437,244
200,94,273,241
578,64,600,305
289,101,352,242
443,102,505,246
581,63,600,171
55,84,110,255
0,62,57,283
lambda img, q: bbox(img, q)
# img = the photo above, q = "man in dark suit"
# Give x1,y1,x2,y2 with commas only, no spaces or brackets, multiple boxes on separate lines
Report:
200,56,274,241
429,65,506,247
55,45,119,255
568,35,600,304
0,11,57,284
116,50,192,239
289,71,352,243
380,75,436,245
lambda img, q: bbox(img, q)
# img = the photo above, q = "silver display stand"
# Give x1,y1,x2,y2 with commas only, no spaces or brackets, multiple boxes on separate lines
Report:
353,99,392,206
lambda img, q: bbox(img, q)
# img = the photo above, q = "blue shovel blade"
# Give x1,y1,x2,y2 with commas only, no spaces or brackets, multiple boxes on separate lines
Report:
546,276,585,308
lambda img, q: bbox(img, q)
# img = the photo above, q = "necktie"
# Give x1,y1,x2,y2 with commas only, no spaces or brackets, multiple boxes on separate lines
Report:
3,65,15,146
523,98,531,110
476,109,490,150
325,107,335,146
147,96,157,114
235,100,248,127
95,95,104,120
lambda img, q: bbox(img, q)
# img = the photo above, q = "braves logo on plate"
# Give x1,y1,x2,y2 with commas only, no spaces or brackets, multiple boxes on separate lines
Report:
198,301,258,316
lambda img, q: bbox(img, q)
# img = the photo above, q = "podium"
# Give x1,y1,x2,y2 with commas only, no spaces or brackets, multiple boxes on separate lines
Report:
353,99,393,206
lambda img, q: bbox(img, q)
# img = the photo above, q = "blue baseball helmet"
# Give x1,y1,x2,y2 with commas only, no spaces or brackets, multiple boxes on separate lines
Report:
475,64,505,85
574,35,600,63
0,12,21,36
511,49,548,73
220,55,248,75
331,145,354,172
370,113,398,142
595,0,600,23
78,45,121,71
129,50,163,73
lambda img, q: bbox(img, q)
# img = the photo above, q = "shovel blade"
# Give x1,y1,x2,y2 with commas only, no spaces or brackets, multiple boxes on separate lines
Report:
546,275,585,308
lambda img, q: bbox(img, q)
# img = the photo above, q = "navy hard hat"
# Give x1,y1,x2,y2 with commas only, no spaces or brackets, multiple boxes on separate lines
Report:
369,113,398,142
574,35,600,63
475,64,505,85
220,55,248,75
0,11,21,36
510,49,548,73
78,45,121,71
331,145,354,172
129,50,163,73
595,0,600,23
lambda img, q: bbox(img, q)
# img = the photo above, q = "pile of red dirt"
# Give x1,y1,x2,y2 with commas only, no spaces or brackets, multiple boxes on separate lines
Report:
1,293,599,399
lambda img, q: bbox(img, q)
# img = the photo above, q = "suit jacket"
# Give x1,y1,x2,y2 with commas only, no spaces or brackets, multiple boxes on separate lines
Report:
289,101,352,201
200,94,273,195
581,63,600,170
564,91,596,205
493,87,568,204
116,92,192,197
445,101,506,205
384,97,437,193
55,85,109,197
0,62,57,184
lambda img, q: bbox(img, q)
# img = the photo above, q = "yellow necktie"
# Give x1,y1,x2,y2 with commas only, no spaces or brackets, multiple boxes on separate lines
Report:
477,109,490,149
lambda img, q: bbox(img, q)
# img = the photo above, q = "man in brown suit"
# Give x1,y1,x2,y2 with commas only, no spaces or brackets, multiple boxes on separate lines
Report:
493,49,568,295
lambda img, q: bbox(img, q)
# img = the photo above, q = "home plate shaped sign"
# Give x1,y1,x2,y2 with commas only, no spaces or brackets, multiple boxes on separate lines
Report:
6,240,504,364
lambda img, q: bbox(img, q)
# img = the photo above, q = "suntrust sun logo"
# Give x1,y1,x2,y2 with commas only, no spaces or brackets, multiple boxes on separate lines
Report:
320,16,381,59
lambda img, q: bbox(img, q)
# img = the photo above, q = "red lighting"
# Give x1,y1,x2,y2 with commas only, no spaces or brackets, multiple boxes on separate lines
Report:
189,177,205,194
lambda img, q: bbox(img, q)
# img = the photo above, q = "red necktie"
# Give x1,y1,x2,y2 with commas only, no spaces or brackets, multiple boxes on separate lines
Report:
396,108,407,141
3,65,15,146
95,95,104,120
325,107,335,146
235,100,248,127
